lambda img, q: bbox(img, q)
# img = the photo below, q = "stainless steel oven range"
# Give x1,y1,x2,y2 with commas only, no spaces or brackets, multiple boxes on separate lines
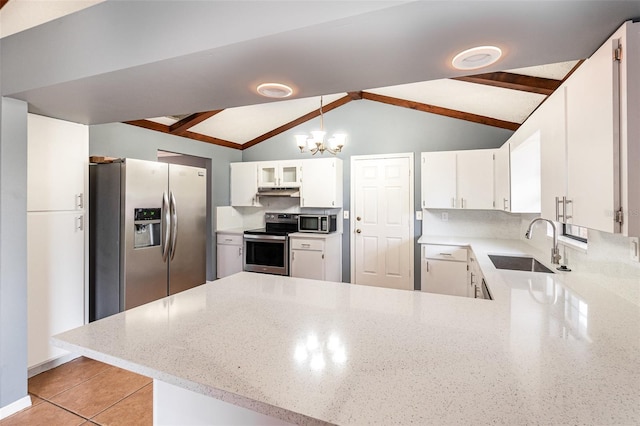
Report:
243,213,299,275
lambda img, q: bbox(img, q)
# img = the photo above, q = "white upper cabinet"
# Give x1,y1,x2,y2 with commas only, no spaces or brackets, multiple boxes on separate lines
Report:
564,32,622,234
257,160,302,187
421,151,456,209
27,114,88,212
510,130,541,214
456,150,494,210
494,143,511,212
538,87,568,221
300,158,343,208
230,162,261,207
421,150,494,210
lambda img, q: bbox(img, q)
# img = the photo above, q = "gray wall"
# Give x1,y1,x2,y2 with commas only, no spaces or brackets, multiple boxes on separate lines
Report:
0,97,28,408
243,100,513,288
89,123,242,281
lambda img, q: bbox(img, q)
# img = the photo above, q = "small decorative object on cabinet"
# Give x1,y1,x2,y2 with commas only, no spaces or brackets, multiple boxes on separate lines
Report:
421,244,468,297
216,232,244,279
289,233,342,282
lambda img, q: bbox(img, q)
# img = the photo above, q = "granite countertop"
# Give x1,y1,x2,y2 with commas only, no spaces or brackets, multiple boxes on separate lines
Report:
53,238,640,425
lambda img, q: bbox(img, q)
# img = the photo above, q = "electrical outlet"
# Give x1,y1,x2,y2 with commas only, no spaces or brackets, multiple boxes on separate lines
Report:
416,211,422,221
343,210,349,220
441,212,448,222
631,237,640,262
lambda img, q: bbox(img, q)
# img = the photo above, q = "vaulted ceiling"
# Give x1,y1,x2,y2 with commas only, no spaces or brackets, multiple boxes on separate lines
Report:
128,60,579,149
2,1,639,151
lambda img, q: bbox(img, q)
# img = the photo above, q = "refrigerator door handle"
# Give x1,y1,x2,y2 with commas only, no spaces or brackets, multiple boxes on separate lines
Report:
169,192,178,261
162,192,170,262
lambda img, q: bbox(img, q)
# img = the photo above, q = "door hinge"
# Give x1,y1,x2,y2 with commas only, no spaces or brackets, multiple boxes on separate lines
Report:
615,208,624,224
614,46,623,62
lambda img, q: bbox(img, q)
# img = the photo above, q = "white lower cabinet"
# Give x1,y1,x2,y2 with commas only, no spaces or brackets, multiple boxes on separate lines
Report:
420,244,468,297
216,233,243,279
289,233,342,282
27,211,85,368
467,252,484,299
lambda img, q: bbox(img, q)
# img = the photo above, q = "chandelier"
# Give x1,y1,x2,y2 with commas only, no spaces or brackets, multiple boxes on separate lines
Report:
295,97,346,155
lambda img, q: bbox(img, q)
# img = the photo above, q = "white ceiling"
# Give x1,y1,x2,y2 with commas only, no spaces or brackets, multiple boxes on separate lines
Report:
0,0,105,38
1,1,638,137
144,60,575,146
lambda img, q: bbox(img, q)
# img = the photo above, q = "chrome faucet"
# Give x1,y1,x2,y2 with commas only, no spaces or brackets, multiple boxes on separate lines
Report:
525,218,562,265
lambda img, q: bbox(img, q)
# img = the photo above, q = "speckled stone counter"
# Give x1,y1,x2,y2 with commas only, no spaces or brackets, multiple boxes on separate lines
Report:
53,238,640,425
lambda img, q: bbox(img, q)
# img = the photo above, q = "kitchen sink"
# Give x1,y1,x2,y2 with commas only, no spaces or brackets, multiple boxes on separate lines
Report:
488,254,554,273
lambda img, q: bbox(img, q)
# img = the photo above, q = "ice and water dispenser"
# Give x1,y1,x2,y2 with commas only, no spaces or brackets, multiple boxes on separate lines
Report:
133,207,161,248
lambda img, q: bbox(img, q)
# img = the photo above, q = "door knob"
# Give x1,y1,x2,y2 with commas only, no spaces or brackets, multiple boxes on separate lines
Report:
356,229,361,233
356,216,361,221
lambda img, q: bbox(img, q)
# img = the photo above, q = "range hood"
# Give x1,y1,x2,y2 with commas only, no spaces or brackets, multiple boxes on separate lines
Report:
256,187,300,197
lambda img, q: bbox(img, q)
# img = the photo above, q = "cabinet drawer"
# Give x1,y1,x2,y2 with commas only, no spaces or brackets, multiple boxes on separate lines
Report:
424,244,467,262
290,239,324,251
216,234,243,245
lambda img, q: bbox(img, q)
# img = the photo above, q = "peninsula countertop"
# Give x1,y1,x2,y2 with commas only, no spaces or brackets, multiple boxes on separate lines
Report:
53,239,640,425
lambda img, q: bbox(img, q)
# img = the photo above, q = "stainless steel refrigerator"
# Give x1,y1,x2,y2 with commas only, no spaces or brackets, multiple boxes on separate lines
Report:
89,158,206,321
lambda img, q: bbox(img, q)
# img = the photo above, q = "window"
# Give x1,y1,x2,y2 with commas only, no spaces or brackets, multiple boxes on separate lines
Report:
563,223,588,243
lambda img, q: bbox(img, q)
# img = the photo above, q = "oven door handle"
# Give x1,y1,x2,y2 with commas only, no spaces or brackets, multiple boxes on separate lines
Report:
243,234,287,241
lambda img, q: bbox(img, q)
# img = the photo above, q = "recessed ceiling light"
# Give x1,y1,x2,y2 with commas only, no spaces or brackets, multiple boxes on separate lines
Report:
452,46,502,70
256,83,294,98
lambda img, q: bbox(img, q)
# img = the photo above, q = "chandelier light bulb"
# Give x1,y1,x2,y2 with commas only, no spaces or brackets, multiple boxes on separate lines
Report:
295,96,346,156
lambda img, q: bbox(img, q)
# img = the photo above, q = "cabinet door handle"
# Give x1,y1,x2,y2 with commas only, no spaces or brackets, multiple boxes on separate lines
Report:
556,196,562,221
460,198,465,209
422,200,425,208
470,272,475,285
239,247,242,256
503,198,508,211
301,243,311,248
76,215,83,231
426,261,429,272
439,253,452,256
562,196,572,220
292,252,295,261
76,193,84,209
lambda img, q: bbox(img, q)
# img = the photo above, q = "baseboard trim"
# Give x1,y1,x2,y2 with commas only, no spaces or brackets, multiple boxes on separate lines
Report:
28,353,80,378
0,395,32,420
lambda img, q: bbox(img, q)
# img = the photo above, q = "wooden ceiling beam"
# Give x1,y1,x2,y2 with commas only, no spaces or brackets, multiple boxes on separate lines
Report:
362,92,520,131
169,110,223,135
453,71,561,95
124,119,241,150
242,94,354,150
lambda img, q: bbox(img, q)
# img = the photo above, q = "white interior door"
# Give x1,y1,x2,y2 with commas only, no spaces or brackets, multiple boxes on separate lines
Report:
352,154,414,290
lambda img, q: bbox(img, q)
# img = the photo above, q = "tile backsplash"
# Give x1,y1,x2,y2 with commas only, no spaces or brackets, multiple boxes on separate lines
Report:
521,214,640,307
422,209,522,239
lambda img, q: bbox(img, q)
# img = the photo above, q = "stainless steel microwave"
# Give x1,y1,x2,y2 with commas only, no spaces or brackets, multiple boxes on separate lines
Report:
298,214,337,233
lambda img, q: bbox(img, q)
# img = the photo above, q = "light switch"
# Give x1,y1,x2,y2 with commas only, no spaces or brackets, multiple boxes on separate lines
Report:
343,210,349,220
415,211,422,221
441,212,449,222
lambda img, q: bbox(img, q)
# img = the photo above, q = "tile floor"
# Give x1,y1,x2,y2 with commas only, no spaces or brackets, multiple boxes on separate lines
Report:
0,357,152,426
